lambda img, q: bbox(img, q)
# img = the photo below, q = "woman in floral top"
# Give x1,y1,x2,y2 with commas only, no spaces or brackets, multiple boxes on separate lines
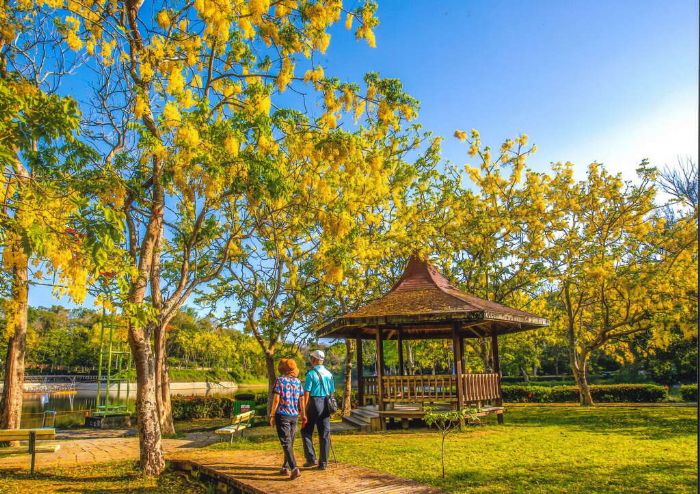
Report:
269,358,306,480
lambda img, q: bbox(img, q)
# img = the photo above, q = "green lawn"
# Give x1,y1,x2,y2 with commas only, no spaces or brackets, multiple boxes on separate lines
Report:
210,404,698,494
0,460,207,494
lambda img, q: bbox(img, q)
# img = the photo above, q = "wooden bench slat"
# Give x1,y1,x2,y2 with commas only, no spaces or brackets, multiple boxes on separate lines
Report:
215,411,255,440
0,429,56,442
230,411,255,424
214,425,247,435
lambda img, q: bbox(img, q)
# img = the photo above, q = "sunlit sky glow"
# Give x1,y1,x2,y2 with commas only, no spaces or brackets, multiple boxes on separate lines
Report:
30,0,699,308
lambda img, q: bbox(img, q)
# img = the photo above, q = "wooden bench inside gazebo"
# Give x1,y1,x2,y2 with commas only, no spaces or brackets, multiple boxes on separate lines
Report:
318,255,548,430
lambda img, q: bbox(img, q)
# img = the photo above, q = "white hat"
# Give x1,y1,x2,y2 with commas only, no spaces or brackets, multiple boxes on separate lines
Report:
310,349,325,362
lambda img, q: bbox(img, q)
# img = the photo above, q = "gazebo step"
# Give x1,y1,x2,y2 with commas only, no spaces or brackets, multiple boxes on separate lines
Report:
351,408,379,420
342,414,372,432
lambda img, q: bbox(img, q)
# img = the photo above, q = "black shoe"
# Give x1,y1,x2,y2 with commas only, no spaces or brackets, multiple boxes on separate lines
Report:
302,460,316,468
317,463,327,470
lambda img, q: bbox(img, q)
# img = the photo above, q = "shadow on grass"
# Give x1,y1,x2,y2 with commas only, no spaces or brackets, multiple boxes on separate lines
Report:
504,406,697,440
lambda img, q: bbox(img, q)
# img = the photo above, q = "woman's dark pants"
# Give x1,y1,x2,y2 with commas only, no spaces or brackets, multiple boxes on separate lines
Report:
301,397,330,466
275,413,298,470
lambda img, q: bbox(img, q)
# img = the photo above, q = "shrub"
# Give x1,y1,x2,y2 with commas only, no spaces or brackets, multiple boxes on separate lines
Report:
171,396,234,420
501,384,667,403
254,404,268,419
680,384,697,402
234,392,256,401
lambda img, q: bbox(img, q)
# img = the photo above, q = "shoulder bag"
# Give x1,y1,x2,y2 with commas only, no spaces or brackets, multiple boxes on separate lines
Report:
313,368,338,414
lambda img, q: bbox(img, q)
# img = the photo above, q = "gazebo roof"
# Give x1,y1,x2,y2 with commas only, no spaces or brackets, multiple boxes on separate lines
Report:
318,256,548,340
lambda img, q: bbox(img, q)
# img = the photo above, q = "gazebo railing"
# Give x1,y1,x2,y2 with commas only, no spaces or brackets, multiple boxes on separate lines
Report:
361,373,500,405
461,373,500,401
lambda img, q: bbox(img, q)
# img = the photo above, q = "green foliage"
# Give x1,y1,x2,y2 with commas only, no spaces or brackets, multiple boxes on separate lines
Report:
171,396,234,420
502,384,668,403
423,406,478,429
25,306,101,372
171,393,269,420
167,309,267,379
233,392,256,401
680,384,697,402
19,306,269,381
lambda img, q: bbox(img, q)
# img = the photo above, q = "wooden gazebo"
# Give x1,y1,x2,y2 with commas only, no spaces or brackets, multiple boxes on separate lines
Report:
318,255,548,429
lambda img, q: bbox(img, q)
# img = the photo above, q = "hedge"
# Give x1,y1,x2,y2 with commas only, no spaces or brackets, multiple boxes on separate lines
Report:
171,396,234,420
172,394,273,420
680,384,697,402
502,384,667,403
233,392,256,401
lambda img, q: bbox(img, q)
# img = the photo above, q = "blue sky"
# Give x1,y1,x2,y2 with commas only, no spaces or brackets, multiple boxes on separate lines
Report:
317,0,698,179
30,0,698,308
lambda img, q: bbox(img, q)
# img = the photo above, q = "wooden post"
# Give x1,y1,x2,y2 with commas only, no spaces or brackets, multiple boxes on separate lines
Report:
397,328,405,376
356,337,364,406
452,323,465,414
459,335,466,372
376,328,385,429
29,430,36,475
491,333,504,424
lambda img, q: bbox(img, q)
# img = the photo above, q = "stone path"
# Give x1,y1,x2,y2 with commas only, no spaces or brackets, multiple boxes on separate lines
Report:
0,433,214,470
170,450,445,494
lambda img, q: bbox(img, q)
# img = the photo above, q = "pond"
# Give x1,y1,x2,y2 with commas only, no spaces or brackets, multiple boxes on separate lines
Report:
20,384,263,428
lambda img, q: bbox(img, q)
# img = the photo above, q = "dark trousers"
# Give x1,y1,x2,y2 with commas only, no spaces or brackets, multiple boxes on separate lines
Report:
275,414,298,470
301,397,330,465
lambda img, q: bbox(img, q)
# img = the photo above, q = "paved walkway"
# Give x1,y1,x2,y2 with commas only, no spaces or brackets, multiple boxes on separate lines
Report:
169,450,444,494
0,433,214,470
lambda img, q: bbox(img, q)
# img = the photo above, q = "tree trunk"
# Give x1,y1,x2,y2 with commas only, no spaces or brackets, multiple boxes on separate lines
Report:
520,365,530,382
265,351,276,417
154,321,175,435
441,433,446,479
0,248,28,444
128,323,164,475
125,159,166,475
571,355,594,406
564,284,594,406
566,321,594,406
342,339,354,415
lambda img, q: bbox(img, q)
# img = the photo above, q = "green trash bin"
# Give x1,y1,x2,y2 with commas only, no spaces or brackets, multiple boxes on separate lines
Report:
233,400,256,415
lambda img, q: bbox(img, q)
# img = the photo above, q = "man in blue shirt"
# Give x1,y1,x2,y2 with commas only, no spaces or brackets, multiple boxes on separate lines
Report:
301,349,335,469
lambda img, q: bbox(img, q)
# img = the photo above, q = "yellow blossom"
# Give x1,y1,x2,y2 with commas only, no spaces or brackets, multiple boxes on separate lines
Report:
454,130,467,141
224,135,239,156
156,10,171,29
162,101,181,126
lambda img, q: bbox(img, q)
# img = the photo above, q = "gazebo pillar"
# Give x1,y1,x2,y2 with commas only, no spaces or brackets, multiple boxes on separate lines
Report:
491,333,504,424
356,337,364,406
375,329,386,429
452,322,465,412
397,328,405,375
375,329,385,422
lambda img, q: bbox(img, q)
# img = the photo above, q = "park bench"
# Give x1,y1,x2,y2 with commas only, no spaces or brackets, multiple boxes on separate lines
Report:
0,428,60,474
214,410,255,443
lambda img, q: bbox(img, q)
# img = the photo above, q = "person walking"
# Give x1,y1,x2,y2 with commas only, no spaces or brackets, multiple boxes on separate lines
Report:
301,349,335,470
269,358,306,480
